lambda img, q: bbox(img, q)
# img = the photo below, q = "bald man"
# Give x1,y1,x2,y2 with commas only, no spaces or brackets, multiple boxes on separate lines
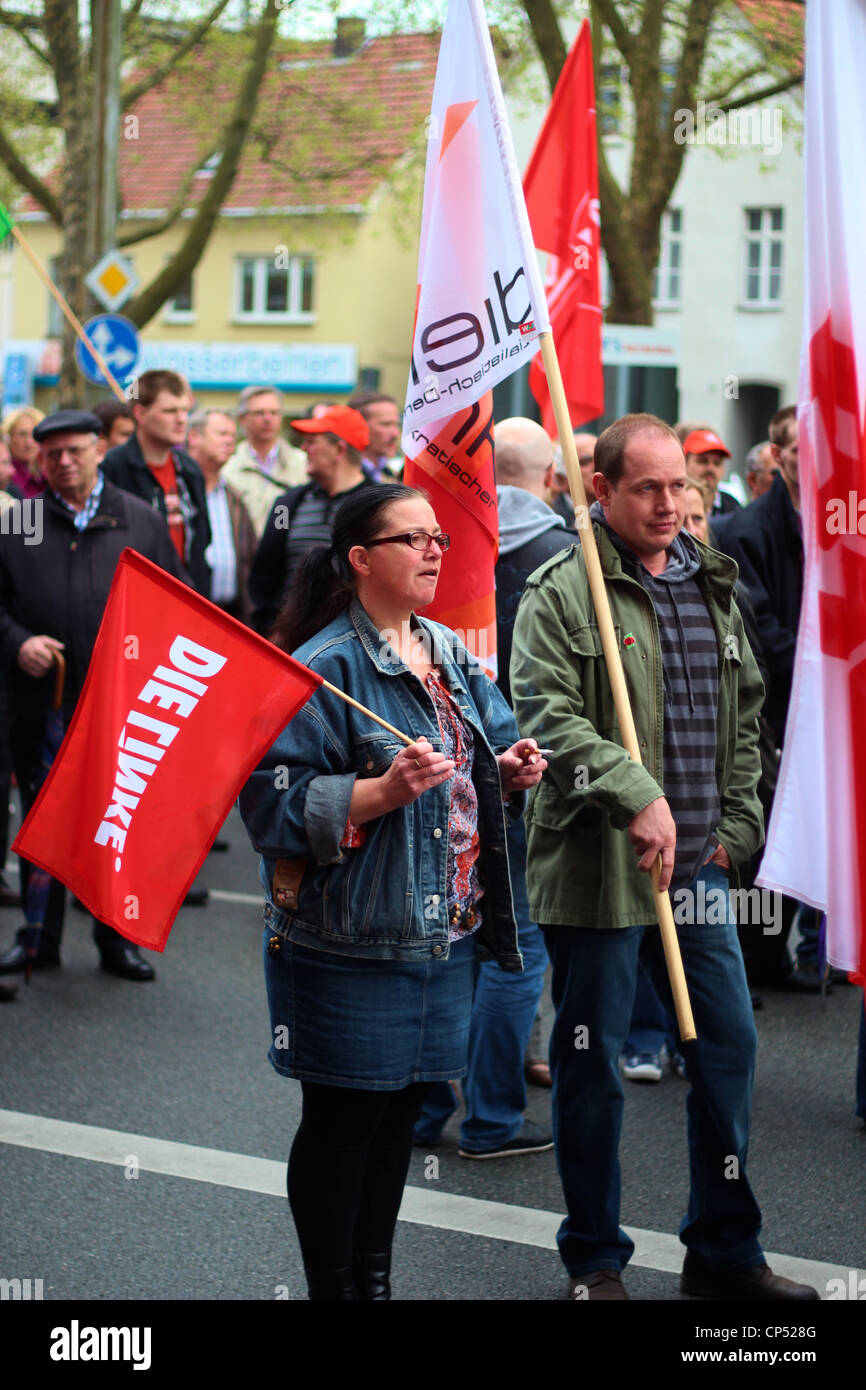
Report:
493,417,579,701
546,431,597,518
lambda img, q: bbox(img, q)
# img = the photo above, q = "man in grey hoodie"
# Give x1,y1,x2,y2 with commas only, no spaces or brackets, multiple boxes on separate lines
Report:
494,418,580,703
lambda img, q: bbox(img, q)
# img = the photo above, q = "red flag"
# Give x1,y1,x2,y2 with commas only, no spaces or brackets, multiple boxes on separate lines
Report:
404,394,498,676
757,0,866,981
524,19,603,434
13,550,321,952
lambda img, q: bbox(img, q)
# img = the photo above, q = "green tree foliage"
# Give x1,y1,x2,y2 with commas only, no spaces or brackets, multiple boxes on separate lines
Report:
521,0,804,324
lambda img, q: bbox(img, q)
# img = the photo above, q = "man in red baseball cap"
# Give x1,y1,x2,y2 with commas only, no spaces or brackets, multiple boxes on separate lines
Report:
248,406,374,634
682,428,741,518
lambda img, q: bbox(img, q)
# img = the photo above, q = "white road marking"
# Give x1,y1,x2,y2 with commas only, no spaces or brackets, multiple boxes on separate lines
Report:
0,1109,855,1295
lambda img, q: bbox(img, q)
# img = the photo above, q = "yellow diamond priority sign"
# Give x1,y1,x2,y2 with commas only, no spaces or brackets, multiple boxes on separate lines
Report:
85,251,139,312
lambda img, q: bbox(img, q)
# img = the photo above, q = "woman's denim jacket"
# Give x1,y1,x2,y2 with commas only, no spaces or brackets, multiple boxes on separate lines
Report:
239,598,524,971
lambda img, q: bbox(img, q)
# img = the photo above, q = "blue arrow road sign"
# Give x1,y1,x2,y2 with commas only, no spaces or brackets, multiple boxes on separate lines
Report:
75,314,141,387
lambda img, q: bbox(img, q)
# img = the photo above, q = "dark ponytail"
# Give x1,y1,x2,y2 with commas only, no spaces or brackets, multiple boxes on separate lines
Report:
270,482,429,653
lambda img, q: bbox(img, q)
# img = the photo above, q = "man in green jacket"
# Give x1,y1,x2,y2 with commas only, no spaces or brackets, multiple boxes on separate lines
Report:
511,413,817,1303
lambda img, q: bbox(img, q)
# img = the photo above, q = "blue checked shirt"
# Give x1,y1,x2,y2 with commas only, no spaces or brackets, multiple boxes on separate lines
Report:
53,473,104,531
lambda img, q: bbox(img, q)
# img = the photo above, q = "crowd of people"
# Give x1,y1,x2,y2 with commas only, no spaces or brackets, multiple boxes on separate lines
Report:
0,378,863,1301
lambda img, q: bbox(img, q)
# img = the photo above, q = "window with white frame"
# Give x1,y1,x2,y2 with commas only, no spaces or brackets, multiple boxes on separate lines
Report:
598,63,623,136
234,253,314,323
653,209,682,307
743,207,783,306
166,269,193,316
164,270,195,322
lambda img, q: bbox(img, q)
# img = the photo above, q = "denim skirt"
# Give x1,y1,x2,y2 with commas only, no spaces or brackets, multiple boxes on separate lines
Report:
263,929,477,1091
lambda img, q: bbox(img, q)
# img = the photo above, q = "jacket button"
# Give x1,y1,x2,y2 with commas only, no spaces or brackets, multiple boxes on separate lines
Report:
432,828,442,839
432,945,443,956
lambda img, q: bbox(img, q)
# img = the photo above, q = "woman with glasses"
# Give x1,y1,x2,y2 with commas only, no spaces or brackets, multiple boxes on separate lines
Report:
240,482,545,1301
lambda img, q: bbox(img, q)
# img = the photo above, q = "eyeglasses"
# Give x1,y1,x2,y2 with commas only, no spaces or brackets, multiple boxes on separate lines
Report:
43,444,95,463
365,530,451,553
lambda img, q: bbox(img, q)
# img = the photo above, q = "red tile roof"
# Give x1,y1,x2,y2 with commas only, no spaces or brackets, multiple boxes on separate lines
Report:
734,0,805,67
25,30,441,217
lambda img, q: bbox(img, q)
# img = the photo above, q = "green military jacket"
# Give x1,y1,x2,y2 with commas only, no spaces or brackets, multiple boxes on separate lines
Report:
510,524,765,929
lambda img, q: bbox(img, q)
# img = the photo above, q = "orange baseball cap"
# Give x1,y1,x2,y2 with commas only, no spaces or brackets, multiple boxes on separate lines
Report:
291,406,369,451
683,429,730,458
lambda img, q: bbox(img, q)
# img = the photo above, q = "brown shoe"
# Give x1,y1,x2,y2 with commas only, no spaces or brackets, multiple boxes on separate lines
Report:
681,1251,819,1301
524,1059,552,1089
568,1270,628,1300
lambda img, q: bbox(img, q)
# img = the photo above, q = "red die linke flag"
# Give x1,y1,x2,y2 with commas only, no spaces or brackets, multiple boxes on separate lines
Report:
404,393,498,677
524,18,603,435
13,549,321,952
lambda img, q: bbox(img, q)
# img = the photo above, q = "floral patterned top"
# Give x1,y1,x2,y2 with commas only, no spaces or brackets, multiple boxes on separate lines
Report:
424,667,483,941
339,666,485,940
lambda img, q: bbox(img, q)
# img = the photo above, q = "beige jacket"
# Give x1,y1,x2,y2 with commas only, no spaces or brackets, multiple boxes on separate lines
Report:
222,438,307,537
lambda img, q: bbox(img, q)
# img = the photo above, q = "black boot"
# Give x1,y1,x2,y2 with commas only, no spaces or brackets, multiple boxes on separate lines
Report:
304,1265,359,1301
354,1252,391,1301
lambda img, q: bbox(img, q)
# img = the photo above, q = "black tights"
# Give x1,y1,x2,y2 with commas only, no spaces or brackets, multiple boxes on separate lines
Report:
287,1080,434,1271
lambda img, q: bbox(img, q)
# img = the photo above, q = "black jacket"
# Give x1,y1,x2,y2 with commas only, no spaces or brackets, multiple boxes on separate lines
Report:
0,481,185,722
249,477,374,635
101,434,212,597
714,472,802,743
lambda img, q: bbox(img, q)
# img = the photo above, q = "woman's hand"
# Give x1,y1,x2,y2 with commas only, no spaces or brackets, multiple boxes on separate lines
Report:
497,739,548,798
349,739,455,824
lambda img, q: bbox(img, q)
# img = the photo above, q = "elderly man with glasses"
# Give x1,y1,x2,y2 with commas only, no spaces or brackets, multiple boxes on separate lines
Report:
0,410,184,983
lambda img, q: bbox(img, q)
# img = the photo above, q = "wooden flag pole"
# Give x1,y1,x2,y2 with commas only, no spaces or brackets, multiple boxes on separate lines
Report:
9,225,128,403
539,331,696,1041
319,678,416,746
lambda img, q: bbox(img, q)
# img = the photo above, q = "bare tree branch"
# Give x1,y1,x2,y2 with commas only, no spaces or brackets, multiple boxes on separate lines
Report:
592,0,638,65
127,0,282,327
716,72,803,113
521,0,568,90
42,0,82,126
0,121,63,224
121,0,234,111
0,6,51,63
117,149,216,247
704,62,765,105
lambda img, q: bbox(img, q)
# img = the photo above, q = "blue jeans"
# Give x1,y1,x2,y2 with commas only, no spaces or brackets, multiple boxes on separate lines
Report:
623,961,676,1058
542,863,763,1278
414,819,550,1148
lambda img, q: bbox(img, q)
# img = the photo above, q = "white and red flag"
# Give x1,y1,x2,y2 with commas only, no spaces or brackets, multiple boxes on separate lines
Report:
14,550,321,952
403,0,550,674
757,0,866,980
524,19,603,434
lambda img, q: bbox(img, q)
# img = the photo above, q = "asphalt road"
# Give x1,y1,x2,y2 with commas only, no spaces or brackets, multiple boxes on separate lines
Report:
1,806,864,1354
